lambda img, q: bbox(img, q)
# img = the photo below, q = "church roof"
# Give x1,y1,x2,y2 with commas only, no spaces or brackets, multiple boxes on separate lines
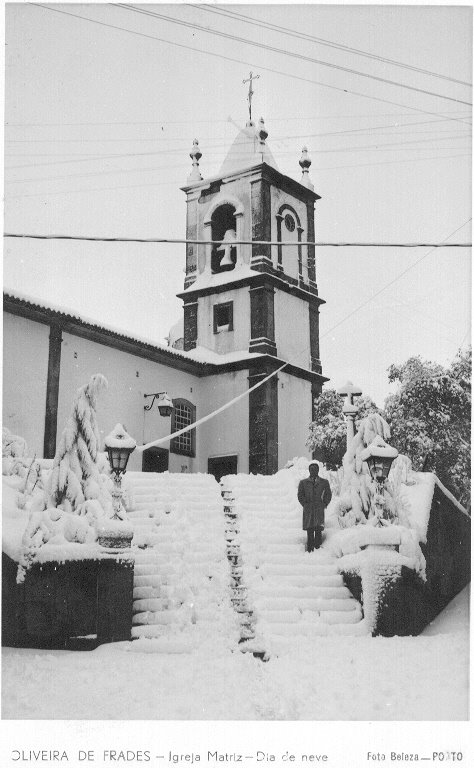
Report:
219,121,279,176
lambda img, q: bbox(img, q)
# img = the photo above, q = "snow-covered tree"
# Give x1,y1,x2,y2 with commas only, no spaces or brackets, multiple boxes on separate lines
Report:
48,373,111,516
383,348,471,507
306,389,380,469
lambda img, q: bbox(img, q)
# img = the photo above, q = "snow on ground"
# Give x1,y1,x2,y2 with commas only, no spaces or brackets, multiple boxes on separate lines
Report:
2,586,469,720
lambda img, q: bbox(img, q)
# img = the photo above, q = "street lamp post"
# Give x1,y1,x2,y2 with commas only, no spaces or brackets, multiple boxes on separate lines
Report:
104,423,137,520
361,436,399,525
337,381,362,451
143,392,174,417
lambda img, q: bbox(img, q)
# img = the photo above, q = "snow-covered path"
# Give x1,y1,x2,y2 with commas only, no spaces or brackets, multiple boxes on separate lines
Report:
2,586,469,720
126,472,238,650
223,473,367,653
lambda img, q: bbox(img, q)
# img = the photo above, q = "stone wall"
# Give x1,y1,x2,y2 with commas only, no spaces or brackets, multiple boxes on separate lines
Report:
341,483,470,636
2,553,134,650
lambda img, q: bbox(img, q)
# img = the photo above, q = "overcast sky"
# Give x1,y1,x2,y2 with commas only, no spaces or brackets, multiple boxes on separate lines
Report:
4,3,472,406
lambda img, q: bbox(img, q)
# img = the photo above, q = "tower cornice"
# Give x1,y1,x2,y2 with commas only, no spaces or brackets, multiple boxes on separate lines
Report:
177,269,325,305
181,162,321,203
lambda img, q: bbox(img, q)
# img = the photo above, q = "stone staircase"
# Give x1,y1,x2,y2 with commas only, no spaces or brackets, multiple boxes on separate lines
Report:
222,489,258,650
221,472,368,653
125,471,238,650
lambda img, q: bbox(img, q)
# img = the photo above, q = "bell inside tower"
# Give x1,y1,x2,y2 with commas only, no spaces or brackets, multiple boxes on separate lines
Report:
210,204,237,273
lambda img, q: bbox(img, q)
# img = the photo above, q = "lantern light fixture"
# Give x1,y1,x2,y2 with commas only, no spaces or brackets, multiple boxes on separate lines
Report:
105,423,137,477
104,423,136,524
360,435,399,526
144,391,174,417
360,436,398,485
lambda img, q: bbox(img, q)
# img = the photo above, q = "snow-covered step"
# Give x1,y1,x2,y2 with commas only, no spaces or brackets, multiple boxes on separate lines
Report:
259,562,337,576
319,609,363,624
259,573,344,588
255,595,356,612
133,586,161,599
124,471,238,649
133,611,178,626
133,598,167,612
222,472,368,651
260,622,329,637
253,591,353,609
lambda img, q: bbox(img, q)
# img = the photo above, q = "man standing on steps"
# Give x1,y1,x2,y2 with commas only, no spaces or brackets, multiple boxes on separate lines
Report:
297,461,332,552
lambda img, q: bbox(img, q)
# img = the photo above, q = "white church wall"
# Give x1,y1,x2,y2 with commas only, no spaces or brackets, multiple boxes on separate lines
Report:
274,292,310,369
197,288,250,354
58,332,200,472
195,370,250,474
2,312,49,457
277,372,313,467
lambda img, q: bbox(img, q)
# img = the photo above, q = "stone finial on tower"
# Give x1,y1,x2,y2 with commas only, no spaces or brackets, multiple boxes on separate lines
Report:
258,116,268,148
188,139,203,182
299,146,314,190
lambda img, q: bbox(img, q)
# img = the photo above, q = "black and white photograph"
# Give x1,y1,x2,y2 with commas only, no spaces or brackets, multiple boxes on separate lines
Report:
1,0,472,754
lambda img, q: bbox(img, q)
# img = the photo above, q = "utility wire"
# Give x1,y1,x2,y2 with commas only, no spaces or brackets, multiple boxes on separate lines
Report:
29,4,472,127
5,132,471,172
320,219,472,339
5,151,471,200
115,4,472,106
6,109,471,129
194,3,472,87
5,115,471,145
4,234,471,247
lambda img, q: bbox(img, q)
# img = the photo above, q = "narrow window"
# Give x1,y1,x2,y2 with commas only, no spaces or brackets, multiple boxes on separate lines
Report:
213,302,234,333
170,399,196,457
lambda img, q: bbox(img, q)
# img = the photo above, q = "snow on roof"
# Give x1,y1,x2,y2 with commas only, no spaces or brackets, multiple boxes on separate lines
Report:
4,287,180,352
3,289,255,368
189,346,260,365
182,263,257,292
168,316,184,345
219,123,279,176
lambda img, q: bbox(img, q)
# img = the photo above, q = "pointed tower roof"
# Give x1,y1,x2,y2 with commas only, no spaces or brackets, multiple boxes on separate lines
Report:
219,119,279,176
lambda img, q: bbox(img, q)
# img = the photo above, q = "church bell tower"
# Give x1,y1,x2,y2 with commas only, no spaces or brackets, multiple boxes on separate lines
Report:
177,98,327,474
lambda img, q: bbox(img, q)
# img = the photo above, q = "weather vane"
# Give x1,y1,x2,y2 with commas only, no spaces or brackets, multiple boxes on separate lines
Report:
242,71,260,123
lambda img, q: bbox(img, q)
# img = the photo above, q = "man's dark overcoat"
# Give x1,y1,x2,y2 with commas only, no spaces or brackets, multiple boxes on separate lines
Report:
297,476,332,530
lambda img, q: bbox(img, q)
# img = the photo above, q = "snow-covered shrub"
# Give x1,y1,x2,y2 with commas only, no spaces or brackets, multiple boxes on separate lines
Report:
17,374,114,577
48,373,112,517
334,495,365,528
2,427,27,459
339,413,409,526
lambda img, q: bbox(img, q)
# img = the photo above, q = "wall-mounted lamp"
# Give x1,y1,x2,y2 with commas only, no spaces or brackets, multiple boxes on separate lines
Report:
144,391,174,417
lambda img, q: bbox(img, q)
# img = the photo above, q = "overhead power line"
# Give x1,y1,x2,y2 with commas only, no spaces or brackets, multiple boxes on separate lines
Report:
5,152,471,200
5,131,471,172
320,219,472,339
194,3,472,87
5,151,471,200
4,234,471,247
115,4,471,107
29,4,471,127
5,115,471,144
5,109,471,129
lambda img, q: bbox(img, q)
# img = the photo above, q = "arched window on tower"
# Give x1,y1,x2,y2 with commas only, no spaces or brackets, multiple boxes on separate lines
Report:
211,204,237,274
276,204,303,283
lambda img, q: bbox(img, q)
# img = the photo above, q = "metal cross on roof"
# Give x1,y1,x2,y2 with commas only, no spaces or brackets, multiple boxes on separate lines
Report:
242,71,260,123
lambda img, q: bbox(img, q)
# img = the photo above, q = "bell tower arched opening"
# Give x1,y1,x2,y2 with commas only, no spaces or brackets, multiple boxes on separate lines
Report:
210,204,237,273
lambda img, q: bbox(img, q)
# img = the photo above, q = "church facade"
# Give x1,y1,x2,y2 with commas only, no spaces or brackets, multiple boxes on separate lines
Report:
3,118,327,478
